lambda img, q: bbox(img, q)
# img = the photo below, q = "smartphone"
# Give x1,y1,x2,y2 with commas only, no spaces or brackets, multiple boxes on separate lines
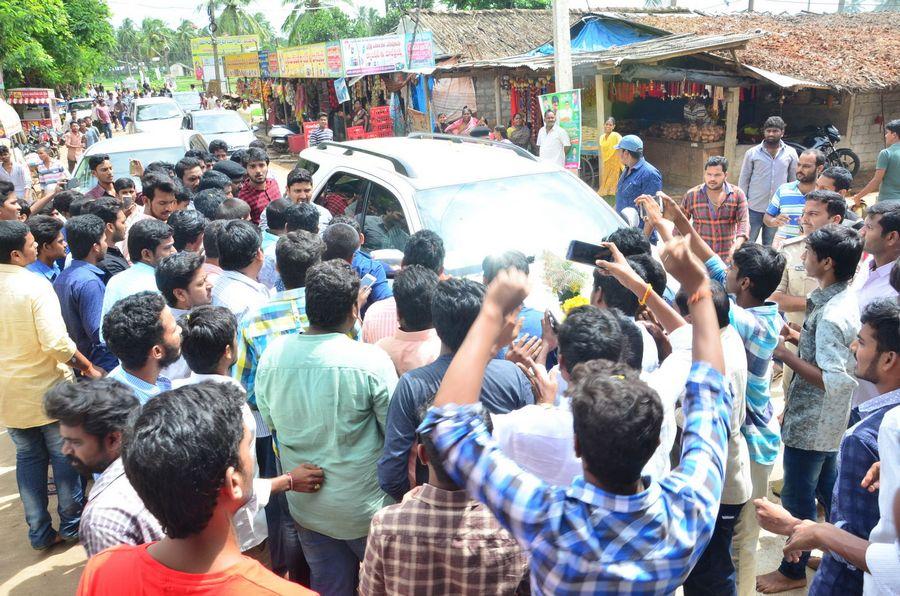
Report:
129,159,141,176
638,192,664,220
566,240,612,266
546,310,560,334
360,273,377,288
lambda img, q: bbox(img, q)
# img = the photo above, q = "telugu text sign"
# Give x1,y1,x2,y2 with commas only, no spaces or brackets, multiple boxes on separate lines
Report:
224,52,261,78
341,35,407,77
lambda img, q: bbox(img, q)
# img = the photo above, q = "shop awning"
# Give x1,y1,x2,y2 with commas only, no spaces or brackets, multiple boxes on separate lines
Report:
0,98,23,137
435,32,760,75
6,88,53,104
741,64,829,90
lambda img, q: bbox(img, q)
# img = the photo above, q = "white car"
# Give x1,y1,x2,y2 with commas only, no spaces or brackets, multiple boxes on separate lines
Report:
172,91,202,114
67,130,207,193
183,109,256,154
126,97,184,135
297,135,624,289
66,97,94,124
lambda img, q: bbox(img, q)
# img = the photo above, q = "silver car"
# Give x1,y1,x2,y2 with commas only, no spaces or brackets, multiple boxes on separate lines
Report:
126,97,185,135
183,109,256,154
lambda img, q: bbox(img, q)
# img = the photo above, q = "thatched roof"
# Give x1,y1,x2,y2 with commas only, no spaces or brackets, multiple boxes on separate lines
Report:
627,12,900,90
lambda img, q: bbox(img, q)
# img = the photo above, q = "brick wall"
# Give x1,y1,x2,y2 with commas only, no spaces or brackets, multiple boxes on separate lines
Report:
847,90,900,169
471,73,511,128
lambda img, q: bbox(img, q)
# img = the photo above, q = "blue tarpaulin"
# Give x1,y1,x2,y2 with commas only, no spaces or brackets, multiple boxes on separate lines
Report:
530,18,655,56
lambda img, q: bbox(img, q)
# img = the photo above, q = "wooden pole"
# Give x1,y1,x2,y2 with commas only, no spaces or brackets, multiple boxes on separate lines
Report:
724,87,740,167
493,75,502,128
595,73,607,191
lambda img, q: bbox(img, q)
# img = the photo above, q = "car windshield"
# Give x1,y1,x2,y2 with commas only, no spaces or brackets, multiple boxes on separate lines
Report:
414,171,622,273
136,103,182,121
72,146,186,191
173,93,201,111
69,100,93,112
193,112,248,135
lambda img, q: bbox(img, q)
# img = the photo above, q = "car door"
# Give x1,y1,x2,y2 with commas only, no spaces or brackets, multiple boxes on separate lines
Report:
358,181,412,253
313,171,370,221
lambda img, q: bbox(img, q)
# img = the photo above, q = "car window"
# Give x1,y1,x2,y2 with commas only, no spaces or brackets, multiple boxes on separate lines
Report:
193,112,248,135
361,183,409,252
315,172,369,218
136,102,182,121
297,157,319,176
69,101,93,112
71,160,93,191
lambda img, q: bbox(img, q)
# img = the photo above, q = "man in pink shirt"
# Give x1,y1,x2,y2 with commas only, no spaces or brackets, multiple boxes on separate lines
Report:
363,230,446,344
96,99,113,139
376,265,442,376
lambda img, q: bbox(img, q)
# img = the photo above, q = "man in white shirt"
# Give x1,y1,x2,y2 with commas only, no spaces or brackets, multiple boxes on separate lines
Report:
536,109,571,168
211,219,270,321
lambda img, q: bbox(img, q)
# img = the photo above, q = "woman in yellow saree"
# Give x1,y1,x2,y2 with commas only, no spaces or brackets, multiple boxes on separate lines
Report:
598,118,623,203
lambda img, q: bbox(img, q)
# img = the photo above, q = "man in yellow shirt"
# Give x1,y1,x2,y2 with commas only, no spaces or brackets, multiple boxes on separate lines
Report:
0,220,101,549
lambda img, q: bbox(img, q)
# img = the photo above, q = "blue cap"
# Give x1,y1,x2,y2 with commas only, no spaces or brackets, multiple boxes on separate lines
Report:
614,134,643,152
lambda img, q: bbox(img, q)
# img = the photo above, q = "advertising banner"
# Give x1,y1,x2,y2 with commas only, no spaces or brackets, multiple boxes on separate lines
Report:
538,89,582,170
224,52,261,78
191,35,259,82
341,35,407,77
334,78,350,104
405,31,435,72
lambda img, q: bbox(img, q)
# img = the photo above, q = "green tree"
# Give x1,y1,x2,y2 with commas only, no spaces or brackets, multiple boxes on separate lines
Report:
139,17,173,65
117,18,141,64
282,6,355,45
207,0,271,40
60,0,116,81
173,19,198,64
252,12,278,45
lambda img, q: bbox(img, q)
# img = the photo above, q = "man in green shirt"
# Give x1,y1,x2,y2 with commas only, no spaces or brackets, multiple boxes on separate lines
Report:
852,119,900,206
255,259,397,596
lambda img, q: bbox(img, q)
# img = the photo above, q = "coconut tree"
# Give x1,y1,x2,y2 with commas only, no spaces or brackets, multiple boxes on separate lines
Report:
173,19,197,64
205,0,271,40
117,18,141,65
138,17,173,65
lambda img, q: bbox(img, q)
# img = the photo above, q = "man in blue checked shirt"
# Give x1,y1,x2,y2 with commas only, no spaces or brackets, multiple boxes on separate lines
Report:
418,238,731,594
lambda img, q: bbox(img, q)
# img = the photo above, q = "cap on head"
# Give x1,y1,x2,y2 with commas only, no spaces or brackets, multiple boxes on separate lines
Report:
614,135,643,152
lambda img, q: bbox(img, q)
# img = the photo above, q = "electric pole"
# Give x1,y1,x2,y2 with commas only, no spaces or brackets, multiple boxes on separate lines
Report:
552,0,573,92
208,3,223,94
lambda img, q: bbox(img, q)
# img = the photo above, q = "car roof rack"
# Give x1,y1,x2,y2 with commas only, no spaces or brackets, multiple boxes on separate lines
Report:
407,132,539,162
315,141,415,178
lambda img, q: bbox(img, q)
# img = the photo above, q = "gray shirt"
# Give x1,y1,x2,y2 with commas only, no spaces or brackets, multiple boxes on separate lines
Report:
782,281,860,452
0,162,31,199
738,142,799,212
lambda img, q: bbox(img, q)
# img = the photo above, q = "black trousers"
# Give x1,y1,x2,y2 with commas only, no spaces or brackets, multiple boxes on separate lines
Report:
683,502,746,596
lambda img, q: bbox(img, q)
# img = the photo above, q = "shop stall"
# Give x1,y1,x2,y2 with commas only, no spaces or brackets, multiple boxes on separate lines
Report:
6,88,62,132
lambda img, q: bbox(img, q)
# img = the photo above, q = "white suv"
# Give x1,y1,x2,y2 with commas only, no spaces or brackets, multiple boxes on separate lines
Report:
297,134,624,278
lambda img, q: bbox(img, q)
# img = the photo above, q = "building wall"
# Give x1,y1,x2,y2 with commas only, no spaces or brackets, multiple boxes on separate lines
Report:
471,73,511,128
847,90,900,170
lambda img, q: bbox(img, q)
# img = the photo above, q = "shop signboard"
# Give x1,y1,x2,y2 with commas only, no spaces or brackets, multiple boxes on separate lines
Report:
258,50,271,77
538,89,582,170
405,31,435,72
278,42,338,78
334,78,350,104
191,35,259,82
224,52,261,78
341,35,407,77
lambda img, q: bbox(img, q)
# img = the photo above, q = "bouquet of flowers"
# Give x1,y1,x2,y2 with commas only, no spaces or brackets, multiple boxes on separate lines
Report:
542,251,589,313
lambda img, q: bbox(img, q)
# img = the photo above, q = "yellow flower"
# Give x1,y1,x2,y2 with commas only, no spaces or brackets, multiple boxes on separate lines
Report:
561,296,589,314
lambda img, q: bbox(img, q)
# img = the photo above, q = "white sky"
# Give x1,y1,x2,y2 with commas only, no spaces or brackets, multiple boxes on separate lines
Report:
106,0,858,30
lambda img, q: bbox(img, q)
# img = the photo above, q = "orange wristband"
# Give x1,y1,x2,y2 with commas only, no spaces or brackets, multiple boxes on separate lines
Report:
638,283,652,306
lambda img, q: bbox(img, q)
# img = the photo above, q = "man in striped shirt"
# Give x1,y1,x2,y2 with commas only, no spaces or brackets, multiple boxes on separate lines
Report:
763,149,824,247
35,146,68,194
308,112,333,147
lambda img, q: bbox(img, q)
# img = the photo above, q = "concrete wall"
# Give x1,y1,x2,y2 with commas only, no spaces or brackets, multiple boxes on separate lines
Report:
846,90,900,170
472,73,511,128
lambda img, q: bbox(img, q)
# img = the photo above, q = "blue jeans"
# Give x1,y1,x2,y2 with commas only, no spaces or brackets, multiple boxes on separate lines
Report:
296,525,367,596
7,423,85,549
684,502,744,596
748,209,777,247
779,446,837,579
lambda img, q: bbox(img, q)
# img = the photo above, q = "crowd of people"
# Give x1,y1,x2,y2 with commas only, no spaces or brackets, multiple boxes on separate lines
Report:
0,106,899,596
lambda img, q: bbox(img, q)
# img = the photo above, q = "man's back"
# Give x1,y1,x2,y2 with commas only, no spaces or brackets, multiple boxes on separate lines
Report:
359,484,528,595
77,543,314,595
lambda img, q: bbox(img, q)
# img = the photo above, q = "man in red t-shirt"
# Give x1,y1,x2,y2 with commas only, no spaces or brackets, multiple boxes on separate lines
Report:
76,383,315,595
238,148,281,225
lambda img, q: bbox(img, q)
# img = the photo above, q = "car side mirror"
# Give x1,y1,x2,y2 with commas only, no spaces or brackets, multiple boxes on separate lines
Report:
370,248,404,278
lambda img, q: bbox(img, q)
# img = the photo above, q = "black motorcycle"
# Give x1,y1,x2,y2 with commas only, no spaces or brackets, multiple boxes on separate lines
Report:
786,124,860,176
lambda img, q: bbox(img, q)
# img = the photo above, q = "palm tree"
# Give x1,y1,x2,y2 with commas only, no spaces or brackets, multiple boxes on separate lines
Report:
173,20,197,64
139,18,173,65
281,0,353,45
117,19,141,66
205,0,271,40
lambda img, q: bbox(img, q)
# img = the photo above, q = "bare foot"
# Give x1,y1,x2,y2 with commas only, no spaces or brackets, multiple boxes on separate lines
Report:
807,556,821,571
756,570,806,594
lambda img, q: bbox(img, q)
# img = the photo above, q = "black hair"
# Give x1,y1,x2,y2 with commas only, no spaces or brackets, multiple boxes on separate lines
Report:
183,149,204,161
203,219,225,259
675,279,730,329
172,179,192,205
402,230,445,273
155,251,205,307
26,215,64,252
431,278,485,352
305,259,359,330
248,140,266,150
175,157,203,181
43,378,139,438
614,314,645,370
805,189,846,221
245,147,268,165
142,173,176,201
88,154,110,172
0,180,14,202
322,222,360,261
82,196,123,225
705,155,728,172
606,227,651,257
215,198,251,221
482,250,528,284
52,190,84,216
330,215,362,235
885,119,900,136
69,198,90,217
217,219,260,271
144,161,175,178
64,215,105,260
819,166,853,192
265,198,290,232
284,202,321,234
212,159,246,183
113,177,135,192
569,360,662,492
806,224,863,282
193,188,227,220
128,218,173,265
892,256,900,294
861,299,900,355
208,139,229,155
394,265,440,331
317,111,328,119
867,201,900,238
801,149,826,168
764,116,786,131
169,209,207,251
731,243,786,302
275,230,324,290
628,254,667,297
286,167,312,187
0,220,29,264
178,305,236,374
558,305,626,371
102,291,167,369
122,381,245,539
198,170,230,192
592,256,656,316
